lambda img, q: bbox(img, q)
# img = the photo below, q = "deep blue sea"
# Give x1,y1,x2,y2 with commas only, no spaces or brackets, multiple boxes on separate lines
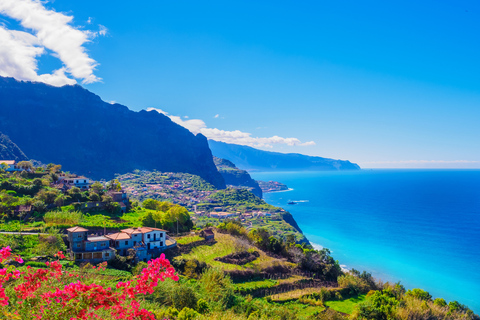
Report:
250,170,480,313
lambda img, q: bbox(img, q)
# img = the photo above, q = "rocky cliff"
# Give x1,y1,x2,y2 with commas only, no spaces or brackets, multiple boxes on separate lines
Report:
213,157,262,198
0,77,225,188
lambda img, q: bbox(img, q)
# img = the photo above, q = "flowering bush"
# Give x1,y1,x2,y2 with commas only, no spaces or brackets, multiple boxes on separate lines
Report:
0,247,179,319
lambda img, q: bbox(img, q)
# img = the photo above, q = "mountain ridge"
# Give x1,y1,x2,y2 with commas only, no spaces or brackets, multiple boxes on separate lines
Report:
208,140,360,172
0,76,225,188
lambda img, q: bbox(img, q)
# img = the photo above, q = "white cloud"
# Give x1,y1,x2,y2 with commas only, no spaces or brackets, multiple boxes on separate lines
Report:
214,114,219,118
0,0,101,86
147,108,316,148
98,24,108,36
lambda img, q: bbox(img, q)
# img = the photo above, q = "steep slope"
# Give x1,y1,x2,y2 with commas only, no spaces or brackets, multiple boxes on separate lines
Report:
0,77,225,188
209,140,360,172
0,132,28,161
213,157,262,198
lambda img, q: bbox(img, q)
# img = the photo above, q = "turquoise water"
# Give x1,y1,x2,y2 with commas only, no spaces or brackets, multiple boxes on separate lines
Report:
250,170,480,312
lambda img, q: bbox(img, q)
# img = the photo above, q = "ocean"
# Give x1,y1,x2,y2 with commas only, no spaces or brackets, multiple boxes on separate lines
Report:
250,169,480,313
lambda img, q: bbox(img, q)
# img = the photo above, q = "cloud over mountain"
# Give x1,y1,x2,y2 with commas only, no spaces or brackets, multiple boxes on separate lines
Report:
0,0,102,86
147,108,315,148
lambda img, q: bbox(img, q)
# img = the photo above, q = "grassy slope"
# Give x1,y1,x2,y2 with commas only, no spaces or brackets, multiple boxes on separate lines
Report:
175,231,293,271
324,294,367,314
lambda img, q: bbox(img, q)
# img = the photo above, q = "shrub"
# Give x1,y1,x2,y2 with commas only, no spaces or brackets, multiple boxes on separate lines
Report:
405,288,432,301
177,307,200,320
165,306,179,319
196,298,210,314
172,284,198,310
133,261,148,276
433,298,447,307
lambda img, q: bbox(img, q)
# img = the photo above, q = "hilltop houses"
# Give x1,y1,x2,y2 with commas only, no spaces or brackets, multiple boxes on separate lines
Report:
67,226,176,263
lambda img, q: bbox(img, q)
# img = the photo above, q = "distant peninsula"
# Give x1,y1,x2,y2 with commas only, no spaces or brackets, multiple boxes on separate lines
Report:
258,180,289,193
208,140,360,172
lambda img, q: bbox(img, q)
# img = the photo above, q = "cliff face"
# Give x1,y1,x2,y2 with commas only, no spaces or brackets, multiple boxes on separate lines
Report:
0,77,225,188
213,157,263,198
0,132,28,161
209,140,360,172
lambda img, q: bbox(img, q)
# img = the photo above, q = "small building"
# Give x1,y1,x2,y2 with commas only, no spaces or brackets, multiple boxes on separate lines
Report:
200,229,214,240
0,160,23,172
109,191,129,204
66,226,115,262
64,177,91,190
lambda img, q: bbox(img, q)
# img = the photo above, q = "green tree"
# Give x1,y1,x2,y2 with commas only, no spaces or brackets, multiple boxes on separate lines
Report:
433,298,447,307
405,288,432,301
17,161,34,171
89,191,101,202
107,179,122,192
90,181,104,195
54,194,67,207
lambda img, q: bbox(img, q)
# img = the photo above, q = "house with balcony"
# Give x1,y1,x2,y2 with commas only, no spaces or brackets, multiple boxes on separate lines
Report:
66,226,115,262
105,231,148,261
63,176,91,190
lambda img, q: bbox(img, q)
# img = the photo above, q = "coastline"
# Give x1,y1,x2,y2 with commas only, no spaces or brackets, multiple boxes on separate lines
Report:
263,187,294,194
254,170,480,313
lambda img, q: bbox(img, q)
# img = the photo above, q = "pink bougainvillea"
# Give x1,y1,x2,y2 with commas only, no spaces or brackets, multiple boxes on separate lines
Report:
0,248,178,319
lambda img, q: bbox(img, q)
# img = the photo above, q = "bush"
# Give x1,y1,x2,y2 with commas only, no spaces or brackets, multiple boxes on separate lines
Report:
196,298,210,314
405,288,432,301
132,261,148,276
177,307,200,320
433,298,447,307
164,306,179,319
172,284,198,310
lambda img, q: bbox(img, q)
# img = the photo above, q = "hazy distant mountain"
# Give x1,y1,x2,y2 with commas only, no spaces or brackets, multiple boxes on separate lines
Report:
0,132,28,161
213,156,262,198
208,140,360,172
0,76,225,188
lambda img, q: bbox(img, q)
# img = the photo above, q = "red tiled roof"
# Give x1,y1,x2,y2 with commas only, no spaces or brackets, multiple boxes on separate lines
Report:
105,232,131,240
66,226,88,232
121,227,167,234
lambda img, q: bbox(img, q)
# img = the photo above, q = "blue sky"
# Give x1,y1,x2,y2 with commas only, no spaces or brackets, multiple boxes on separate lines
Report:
1,0,480,168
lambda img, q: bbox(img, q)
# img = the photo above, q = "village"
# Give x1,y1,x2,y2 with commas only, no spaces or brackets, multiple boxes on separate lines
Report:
0,160,296,265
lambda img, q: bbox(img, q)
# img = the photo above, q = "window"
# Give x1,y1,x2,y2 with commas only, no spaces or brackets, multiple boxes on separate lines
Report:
160,233,164,238
125,241,128,245
101,242,106,247
160,242,163,246
76,243,81,248
147,234,150,239
116,241,119,247
105,252,110,257
134,241,137,246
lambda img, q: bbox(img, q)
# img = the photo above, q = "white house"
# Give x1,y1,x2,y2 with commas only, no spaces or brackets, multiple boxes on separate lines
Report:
121,227,167,250
0,160,23,172
63,177,91,189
